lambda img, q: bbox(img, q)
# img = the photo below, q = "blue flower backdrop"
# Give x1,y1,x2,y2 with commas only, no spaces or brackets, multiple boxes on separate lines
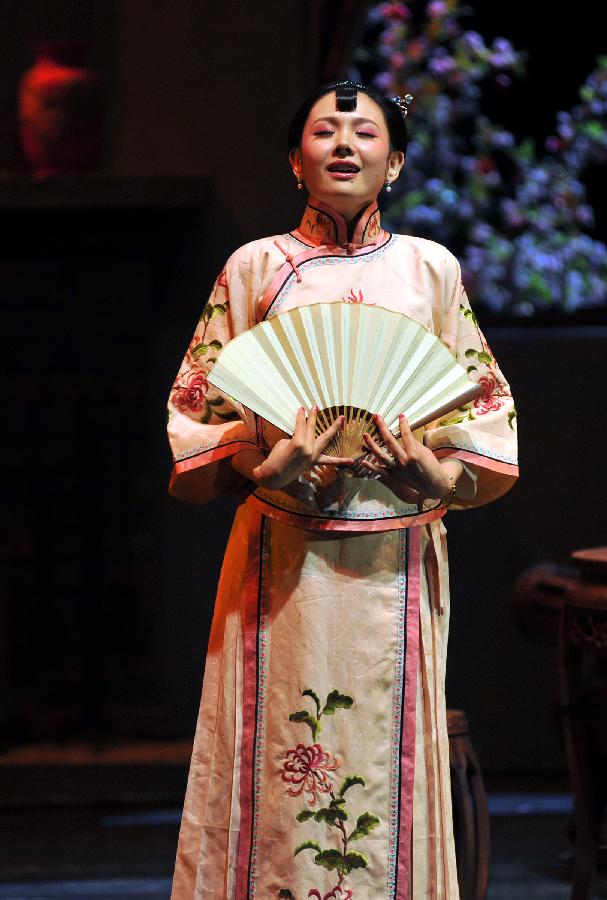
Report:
351,0,607,318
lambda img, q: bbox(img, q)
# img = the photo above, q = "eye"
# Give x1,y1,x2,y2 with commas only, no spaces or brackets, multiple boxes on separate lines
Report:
357,131,377,138
314,130,334,136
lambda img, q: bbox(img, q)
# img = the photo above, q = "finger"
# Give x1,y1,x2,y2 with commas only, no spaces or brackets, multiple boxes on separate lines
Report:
398,413,416,452
363,430,396,466
361,459,385,476
373,414,402,454
318,453,354,466
305,406,318,448
293,406,307,439
315,415,345,454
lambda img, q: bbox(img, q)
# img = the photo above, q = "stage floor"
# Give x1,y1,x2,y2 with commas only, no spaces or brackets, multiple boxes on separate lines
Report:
2,797,607,898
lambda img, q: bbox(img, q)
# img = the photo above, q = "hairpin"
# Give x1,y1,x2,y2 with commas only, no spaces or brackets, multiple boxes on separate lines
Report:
333,80,366,92
391,93,414,119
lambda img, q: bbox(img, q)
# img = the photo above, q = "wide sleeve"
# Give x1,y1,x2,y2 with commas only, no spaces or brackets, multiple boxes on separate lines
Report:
423,251,519,509
167,253,260,504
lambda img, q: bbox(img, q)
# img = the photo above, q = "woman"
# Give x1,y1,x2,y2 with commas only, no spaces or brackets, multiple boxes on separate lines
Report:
167,81,518,900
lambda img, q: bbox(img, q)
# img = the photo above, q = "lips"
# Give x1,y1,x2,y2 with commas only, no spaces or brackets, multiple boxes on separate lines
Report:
327,163,360,173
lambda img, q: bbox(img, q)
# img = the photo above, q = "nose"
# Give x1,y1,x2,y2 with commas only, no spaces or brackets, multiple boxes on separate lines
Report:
333,141,354,157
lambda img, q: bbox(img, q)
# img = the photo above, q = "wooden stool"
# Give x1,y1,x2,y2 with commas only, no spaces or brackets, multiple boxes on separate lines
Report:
513,546,607,900
559,547,607,900
447,708,490,900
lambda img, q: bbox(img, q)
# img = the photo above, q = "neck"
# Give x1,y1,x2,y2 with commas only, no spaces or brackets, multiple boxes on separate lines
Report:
296,196,383,248
324,197,377,230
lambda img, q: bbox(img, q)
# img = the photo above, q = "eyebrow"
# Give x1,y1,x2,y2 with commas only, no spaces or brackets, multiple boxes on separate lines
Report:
311,116,380,127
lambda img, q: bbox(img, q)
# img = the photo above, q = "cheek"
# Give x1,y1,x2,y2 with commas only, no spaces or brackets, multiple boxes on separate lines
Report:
362,140,390,168
300,136,324,166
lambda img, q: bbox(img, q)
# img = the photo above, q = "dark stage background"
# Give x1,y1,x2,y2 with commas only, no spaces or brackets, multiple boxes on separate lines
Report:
1,0,606,789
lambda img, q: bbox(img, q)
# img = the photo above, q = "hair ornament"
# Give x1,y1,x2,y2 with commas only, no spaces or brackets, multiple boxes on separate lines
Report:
391,93,414,119
332,79,366,91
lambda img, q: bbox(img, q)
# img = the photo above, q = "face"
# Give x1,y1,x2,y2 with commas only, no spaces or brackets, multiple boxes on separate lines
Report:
290,91,404,220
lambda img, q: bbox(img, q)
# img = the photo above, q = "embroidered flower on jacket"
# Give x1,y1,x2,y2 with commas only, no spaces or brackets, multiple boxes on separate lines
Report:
171,370,209,413
281,742,340,805
342,288,375,305
185,333,201,365
308,888,353,899
473,373,508,415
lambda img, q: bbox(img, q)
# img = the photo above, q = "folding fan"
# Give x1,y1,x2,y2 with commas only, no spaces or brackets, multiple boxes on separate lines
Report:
207,302,483,460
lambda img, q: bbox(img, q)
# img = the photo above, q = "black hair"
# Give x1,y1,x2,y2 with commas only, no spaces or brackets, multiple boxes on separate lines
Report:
287,80,408,155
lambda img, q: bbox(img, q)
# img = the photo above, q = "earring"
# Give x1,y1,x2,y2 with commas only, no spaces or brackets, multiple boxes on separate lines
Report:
384,180,392,192
296,173,303,190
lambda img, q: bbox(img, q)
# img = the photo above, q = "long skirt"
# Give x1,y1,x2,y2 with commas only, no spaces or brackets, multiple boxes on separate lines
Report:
171,501,459,899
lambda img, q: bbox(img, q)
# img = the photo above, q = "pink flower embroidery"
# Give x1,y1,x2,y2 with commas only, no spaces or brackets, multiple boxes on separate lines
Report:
308,888,353,900
216,268,228,288
345,289,364,304
473,373,507,415
185,333,201,365
281,743,340,805
172,370,209,413
342,288,375,305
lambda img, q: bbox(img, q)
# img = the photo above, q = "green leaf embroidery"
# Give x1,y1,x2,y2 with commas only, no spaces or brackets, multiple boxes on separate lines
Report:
295,810,315,822
289,710,320,739
348,811,380,842
461,304,479,327
293,840,322,857
477,350,493,365
200,302,213,321
313,849,347,873
467,409,476,420
208,339,223,350
302,688,321,718
191,343,209,356
210,304,227,318
466,365,478,373
313,806,348,825
508,409,517,430
442,415,465,426
200,401,211,424
464,348,478,358
338,775,365,797
343,851,369,873
321,690,353,717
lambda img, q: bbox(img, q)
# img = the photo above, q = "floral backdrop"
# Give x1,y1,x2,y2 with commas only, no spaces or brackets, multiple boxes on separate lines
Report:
350,0,607,318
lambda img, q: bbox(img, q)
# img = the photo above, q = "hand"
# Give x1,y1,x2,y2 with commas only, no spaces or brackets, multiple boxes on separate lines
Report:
252,407,353,491
361,413,456,503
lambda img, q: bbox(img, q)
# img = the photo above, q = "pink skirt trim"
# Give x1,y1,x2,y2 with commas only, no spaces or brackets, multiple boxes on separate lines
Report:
246,493,447,533
433,446,519,476
171,440,258,477
397,526,421,896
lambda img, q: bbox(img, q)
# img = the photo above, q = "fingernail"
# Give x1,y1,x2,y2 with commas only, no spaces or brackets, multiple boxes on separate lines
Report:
399,413,405,420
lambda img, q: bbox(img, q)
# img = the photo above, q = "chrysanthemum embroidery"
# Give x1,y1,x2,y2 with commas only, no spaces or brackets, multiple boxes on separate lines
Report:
282,743,340,805
170,289,237,424
278,688,380,900
457,299,516,426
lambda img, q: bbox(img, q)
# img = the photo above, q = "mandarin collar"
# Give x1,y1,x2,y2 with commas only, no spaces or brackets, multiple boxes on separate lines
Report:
295,197,383,249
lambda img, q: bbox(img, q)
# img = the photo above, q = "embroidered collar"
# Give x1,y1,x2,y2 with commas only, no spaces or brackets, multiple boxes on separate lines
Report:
293,197,383,249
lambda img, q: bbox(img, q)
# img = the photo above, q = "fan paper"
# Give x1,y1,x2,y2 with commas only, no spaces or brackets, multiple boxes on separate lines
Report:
207,302,482,457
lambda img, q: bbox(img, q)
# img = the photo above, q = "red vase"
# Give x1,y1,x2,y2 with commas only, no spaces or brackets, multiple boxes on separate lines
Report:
18,42,103,176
